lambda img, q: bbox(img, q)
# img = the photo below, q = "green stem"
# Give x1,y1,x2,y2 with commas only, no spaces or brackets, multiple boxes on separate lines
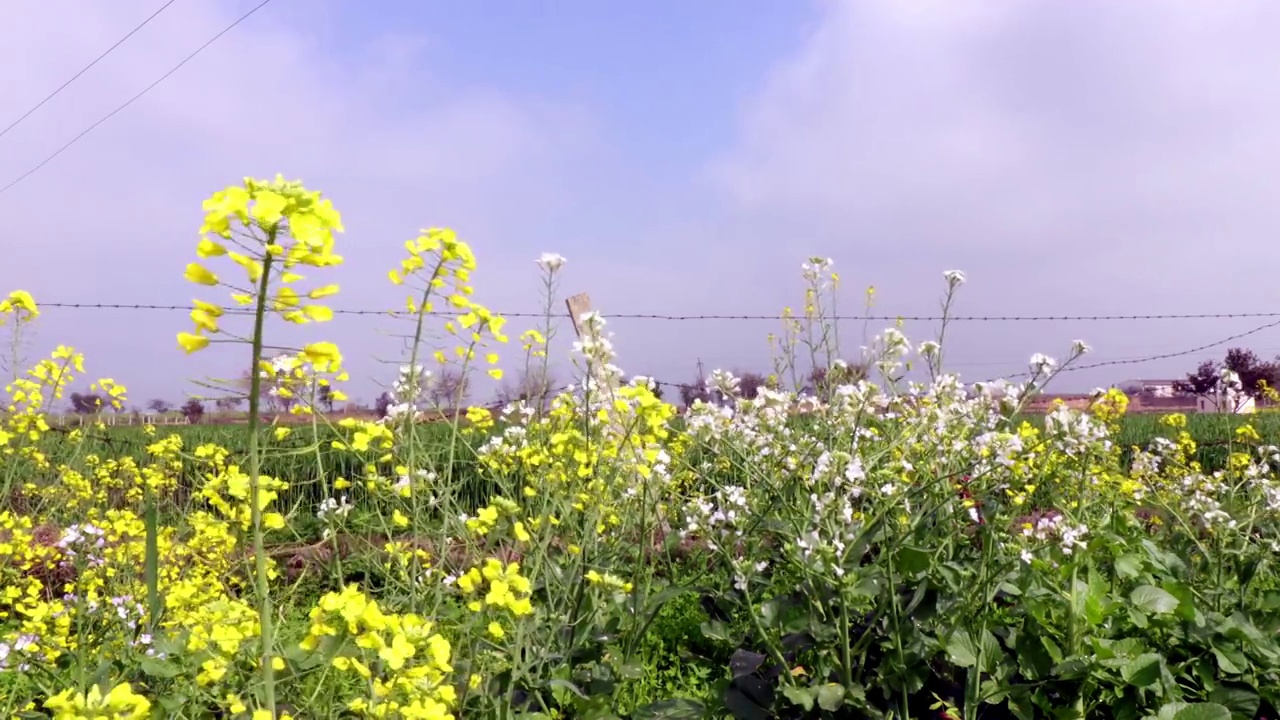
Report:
144,492,161,630
248,250,277,711
402,266,443,603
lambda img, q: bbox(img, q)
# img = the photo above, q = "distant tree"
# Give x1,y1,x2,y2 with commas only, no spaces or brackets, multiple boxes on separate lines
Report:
69,392,104,414
736,371,769,400
807,361,869,398
1173,360,1219,397
146,399,170,414
180,398,205,424
427,367,471,408
1224,348,1280,397
495,368,556,408
1176,348,1280,399
214,396,243,412
678,366,713,409
317,384,336,413
375,391,394,419
236,368,295,414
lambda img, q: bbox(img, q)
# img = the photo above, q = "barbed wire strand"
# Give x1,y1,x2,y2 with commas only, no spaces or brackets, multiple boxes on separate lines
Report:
980,317,1280,383
33,301,1280,323
43,327,1275,454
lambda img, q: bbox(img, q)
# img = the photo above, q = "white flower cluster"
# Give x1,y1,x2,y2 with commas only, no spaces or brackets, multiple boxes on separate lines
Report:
317,495,353,522
683,485,749,552
801,257,834,284
1021,512,1089,558
1043,404,1111,457
536,252,567,273
384,363,435,422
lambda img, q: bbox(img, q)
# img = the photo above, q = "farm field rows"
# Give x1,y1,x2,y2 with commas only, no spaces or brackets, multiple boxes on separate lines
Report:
2,179,1279,719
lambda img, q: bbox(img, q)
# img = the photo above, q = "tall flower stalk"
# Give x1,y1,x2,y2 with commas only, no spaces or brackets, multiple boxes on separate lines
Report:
176,176,346,713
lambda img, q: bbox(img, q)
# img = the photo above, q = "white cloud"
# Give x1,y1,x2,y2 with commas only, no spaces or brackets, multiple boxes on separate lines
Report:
695,0,1280,389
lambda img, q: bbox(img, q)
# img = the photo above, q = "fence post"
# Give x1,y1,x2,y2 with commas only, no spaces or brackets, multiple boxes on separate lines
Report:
563,292,671,542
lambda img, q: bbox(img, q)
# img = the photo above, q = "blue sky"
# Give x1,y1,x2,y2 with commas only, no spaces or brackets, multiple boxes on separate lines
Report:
5,0,1280,409
312,0,818,256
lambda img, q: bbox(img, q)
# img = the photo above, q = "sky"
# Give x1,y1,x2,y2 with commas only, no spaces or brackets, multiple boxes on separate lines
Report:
3,0,1280,409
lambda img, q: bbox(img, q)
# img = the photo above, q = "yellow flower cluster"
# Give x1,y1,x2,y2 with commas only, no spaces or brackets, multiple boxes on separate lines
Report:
172,594,263,686
196,444,287,532
477,382,676,535
300,585,457,719
1090,388,1130,424
456,558,535,620
0,289,38,322
464,496,531,542
44,682,151,719
391,228,507,379
584,569,634,594
178,176,345,354
334,418,395,459
258,350,350,417
520,329,547,358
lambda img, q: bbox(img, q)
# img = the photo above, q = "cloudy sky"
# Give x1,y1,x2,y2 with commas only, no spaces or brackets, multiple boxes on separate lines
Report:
3,0,1279,408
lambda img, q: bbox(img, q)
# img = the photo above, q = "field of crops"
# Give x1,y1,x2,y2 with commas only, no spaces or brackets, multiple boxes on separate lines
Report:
3,179,1280,719
48,409,1273,496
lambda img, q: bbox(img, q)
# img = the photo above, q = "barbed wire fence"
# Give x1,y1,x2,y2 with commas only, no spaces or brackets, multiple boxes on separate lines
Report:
32,301,1280,323
33,300,1280,389
14,299,1278,516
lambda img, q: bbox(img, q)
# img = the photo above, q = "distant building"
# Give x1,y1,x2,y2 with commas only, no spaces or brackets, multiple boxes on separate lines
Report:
1117,379,1181,398
1196,388,1256,414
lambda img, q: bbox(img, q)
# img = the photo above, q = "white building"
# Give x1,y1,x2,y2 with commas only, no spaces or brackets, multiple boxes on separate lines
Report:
1118,379,1180,398
1196,388,1256,414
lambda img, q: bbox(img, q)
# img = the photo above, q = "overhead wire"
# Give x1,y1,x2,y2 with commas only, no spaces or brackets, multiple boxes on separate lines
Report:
0,0,180,142
0,0,274,197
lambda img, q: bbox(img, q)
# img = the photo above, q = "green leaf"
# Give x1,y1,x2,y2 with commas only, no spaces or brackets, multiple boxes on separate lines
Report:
1131,585,1179,615
700,620,732,643
980,630,1003,674
618,663,646,680
1116,554,1144,578
1041,636,1064,664
638,586,696,632
1162,581,1197,622
138,656,181,679
781,686,815,712
816,684,846,712
158,694,190,713
1121,653,1162,687
547,679,589,700
1171,703,1232,720
851,576,879,597
632,700,706,719
1208,685,1260,720
898,545,932,575
946,631,980,668
1211,646,1247,675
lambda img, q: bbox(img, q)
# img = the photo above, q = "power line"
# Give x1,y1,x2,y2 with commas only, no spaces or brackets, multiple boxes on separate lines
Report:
0,0,273,197
0,0,179,143
31,301,1280,323
983,317,1280,382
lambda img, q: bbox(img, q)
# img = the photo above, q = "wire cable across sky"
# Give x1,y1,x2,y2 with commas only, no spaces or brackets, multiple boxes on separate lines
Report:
0,0,179,143
0,0,273,198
